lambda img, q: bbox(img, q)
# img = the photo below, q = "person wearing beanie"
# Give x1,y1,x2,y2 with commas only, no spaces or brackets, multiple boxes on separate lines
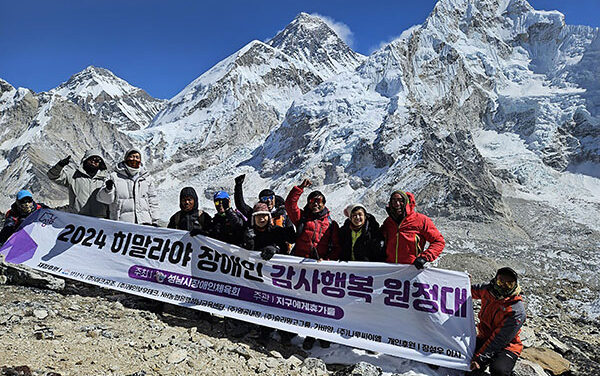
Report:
208,190,246,246
167,187,212,234
96,148,159,225
470,267,526,376
47,149,110,218
380,190,445,269
339,204,385,262
0,190,47,245
233,174,294,231
242,202,295,260
284,178,340,350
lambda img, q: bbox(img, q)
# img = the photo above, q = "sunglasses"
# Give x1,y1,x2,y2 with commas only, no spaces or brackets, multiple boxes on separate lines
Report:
309,197,324,204
88,157,102,163
18,197,33,204
214,199,227,207
495,278,516,290
259,195,274,202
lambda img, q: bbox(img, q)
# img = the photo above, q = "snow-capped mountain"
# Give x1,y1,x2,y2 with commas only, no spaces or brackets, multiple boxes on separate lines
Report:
0,78,132,208
267,12,365,79
141,13,365,168
51,66,165,130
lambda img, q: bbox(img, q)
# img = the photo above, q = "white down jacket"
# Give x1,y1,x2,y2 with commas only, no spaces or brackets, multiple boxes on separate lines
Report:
96,162,159,224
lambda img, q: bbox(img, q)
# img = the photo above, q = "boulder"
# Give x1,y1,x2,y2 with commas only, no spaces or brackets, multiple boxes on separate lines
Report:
0,257,65,291
521,347,570,375
513,359,548,376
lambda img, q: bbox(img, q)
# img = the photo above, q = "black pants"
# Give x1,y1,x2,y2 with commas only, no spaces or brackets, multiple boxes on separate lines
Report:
470,338,518,376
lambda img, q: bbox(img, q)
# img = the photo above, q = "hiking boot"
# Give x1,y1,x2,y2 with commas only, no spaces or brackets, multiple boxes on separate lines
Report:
302,337,316,350
318,339,330,348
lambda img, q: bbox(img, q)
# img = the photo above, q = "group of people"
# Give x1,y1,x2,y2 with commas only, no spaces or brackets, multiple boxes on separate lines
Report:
0,148,526,375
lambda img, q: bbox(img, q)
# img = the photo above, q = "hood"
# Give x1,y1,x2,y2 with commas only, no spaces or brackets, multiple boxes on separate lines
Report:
80,149,107,170
179,186,199,211
386,190,416,222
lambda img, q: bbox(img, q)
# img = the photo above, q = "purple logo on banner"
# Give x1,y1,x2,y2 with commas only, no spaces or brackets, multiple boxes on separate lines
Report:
129,265,344,319
0,230,38,264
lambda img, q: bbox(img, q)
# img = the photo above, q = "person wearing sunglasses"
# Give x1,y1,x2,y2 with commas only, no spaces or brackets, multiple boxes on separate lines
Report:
470,267,526,376
207,190,246,246
233,174,293,231
47,150,110,218
284,178,341,350
97,148,159,225
0,190,47,245
381,190,445,269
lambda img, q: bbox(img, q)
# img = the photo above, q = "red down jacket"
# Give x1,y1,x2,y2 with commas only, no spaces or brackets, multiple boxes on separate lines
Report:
472,284,526,363
285,186,341,260
380,191,445,264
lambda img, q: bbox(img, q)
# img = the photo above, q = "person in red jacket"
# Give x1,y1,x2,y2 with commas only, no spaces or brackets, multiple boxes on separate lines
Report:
380,190,445,268
285,179,341,261
470,267,526,376
285,178,341,350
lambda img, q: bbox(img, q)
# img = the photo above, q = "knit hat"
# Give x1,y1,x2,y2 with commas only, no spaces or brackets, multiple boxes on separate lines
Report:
252,202,271,217
343,203,367,218
307,190,326,204
390,190,409,204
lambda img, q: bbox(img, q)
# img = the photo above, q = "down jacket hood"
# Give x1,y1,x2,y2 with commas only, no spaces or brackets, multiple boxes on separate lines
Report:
81,149,107,170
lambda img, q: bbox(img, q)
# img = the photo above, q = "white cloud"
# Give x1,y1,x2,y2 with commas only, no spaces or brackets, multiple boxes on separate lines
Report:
310,13,355,47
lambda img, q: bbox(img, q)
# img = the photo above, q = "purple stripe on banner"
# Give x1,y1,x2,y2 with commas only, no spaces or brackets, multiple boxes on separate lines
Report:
0,230,38,264
128,265,344,319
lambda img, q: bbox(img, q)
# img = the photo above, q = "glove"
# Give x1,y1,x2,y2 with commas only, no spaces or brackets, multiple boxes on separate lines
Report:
260,246,277,261
58,156,71,167
105,179,114,191
235,174,245,185
190,228,204,237
413,256,427,270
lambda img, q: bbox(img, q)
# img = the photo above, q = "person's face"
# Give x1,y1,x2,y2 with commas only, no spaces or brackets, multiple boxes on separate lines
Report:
259,195,275,210
254,213,270,228
390,193,405,214
350,208,366,228
85,156,102,170
495,274,517,291
17,197,35,214
125,152,141,168
309,196,325,213
214,199,228,213
180,196,195,212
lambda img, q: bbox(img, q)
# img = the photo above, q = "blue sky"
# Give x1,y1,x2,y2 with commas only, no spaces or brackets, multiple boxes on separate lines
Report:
1,0,599,99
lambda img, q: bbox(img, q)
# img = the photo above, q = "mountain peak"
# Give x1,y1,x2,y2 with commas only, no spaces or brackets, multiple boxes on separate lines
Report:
268,13,364,79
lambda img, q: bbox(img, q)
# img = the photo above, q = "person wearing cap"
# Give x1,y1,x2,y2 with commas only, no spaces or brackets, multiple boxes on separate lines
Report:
47,150,110,218
168,187,212,234
381,190,445,269
234,174,294,230
470,267,526,376
339,204,384,262
0,190,47,245
96,148,159,225
208,190,246,246
241,201,297,345
285,178,341,350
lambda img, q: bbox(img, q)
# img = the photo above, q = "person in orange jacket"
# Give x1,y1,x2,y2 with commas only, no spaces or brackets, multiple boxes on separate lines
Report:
470,267,526,376
380,190,445,268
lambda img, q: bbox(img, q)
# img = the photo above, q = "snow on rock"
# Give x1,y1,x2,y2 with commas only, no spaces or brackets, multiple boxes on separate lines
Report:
51,66,165,130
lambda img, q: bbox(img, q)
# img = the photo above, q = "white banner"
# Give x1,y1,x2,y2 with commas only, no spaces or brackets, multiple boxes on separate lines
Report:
0,209,476,370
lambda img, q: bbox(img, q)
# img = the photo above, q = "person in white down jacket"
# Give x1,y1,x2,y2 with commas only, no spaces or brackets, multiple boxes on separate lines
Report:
97,148,159,225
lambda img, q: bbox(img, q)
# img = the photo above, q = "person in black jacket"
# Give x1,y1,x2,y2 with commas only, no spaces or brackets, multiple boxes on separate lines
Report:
242,202,296,345
168,187,212,234
242,202,295,260
339,203,384,262
208,191,246,246
0,190,47,245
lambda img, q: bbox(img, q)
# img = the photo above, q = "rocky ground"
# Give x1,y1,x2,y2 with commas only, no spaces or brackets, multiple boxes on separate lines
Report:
1,250,599,376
